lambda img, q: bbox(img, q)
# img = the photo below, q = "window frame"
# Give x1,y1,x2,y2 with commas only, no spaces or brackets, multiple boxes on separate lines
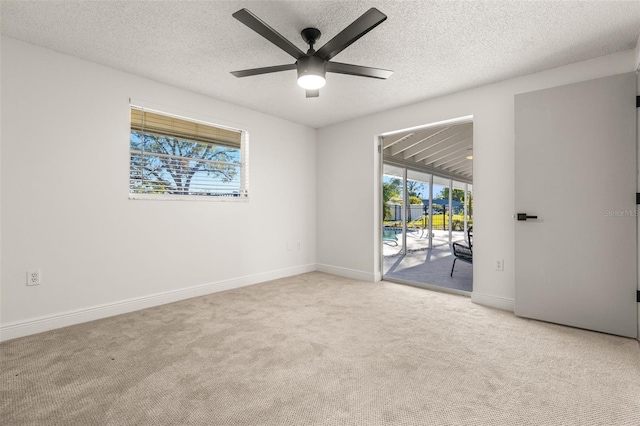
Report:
128,99,249,202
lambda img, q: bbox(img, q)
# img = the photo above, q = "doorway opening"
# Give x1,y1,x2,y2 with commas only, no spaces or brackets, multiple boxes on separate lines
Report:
380,118,473,294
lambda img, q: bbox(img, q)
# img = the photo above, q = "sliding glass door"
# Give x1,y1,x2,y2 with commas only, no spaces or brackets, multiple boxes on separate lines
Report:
382,162,473,293
382,164,405,256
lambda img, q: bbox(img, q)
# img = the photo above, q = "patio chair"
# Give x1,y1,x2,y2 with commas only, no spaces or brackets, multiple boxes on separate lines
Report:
383,237,398,247
450,226,473,277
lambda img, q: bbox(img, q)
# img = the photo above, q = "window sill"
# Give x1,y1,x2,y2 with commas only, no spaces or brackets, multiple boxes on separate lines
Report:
129,193,249,202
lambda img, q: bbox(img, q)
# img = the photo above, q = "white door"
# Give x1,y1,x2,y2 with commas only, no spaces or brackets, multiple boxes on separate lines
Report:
514,73,637,338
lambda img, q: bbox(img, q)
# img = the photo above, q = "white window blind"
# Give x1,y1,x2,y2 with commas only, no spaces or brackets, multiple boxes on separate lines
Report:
129,105,248,199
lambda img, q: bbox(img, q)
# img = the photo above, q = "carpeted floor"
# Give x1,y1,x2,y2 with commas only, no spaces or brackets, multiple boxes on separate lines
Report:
1,272,639,425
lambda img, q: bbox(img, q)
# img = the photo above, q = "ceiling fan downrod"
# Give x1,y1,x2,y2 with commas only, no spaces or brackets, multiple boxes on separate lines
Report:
301,27,321,54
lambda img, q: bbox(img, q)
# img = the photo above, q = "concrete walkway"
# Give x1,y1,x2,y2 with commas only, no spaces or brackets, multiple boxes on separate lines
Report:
382,229,472,292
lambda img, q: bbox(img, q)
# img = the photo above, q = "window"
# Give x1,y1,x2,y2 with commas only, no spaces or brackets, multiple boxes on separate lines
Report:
129,104,248,200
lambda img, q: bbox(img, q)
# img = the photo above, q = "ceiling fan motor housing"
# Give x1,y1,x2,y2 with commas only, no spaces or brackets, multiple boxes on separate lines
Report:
297,55,326,80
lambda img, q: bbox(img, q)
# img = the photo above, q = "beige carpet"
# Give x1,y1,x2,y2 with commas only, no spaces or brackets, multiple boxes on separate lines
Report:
1,272,639,425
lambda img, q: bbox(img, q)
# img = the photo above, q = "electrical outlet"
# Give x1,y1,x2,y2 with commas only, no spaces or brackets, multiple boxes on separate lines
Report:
495,260,504,271
27,269,41,286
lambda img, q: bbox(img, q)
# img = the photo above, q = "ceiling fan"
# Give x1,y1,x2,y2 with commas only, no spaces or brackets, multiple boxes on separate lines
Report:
230,8,393,98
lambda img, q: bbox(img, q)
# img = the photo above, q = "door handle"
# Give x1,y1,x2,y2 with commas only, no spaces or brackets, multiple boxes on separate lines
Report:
517,213,538,221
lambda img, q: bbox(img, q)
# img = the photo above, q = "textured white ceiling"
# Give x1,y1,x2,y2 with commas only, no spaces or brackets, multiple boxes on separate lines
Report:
2,1,639,128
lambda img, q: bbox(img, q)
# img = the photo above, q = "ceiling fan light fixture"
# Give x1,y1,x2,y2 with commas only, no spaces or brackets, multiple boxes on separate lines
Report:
298,74,326,90
297,56,326,90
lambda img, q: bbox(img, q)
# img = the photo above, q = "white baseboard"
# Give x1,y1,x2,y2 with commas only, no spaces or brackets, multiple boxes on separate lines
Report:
0,264,316,342
316,263,377,282
471,291,515,312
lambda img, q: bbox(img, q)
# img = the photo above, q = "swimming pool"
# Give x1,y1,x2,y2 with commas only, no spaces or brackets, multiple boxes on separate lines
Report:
382,228,401,240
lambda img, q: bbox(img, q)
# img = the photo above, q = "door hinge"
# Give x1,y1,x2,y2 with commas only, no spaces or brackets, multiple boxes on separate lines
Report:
637,96,640,108
636,193,640,205
378,144,382,153
637,290,640,303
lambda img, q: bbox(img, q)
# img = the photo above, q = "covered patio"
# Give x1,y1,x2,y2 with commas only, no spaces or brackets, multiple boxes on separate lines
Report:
382,208,473,293
381,119,473,293
382,229,472,293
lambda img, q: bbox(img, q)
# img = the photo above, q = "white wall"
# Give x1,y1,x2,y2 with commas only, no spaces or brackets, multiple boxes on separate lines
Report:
0,37,317,341
317,49,636,312
2,37,637,341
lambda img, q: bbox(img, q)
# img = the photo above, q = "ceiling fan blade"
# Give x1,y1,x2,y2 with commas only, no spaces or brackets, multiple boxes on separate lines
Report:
326,62,393,79
233,9,305,60
314,8,387,61
231,63,296,78
306,89,319,98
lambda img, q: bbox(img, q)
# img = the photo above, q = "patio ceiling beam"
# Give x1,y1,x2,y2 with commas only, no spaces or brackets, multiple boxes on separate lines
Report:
429,153,470,170
414,132,472,163
403,127,472,161
448,162,473,175
418,142,470,166
388,126,452,156
383,132,414,149
442,162,472,177
424,144,472,167
449,160,473,171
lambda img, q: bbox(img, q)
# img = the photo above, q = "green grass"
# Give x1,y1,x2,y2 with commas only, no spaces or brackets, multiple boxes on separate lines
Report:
384,214,472,231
